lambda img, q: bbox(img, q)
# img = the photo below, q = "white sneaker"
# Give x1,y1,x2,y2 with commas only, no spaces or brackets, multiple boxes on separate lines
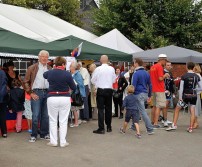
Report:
47,142,57,147
70,124,79,128
166,123,177,131
29,137,36,143
69,123,74,128
60,142,69,148
162,120,172,125
167,120,173,125
164,121,168,127
78,120,82,125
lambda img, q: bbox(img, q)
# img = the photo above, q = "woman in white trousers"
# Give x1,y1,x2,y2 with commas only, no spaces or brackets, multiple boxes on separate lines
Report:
44,57,76,147
47,97,71,147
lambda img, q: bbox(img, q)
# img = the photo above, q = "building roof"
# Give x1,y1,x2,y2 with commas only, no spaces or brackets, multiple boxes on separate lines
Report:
92,29,143,54
133,45,202,63
0,3,97,43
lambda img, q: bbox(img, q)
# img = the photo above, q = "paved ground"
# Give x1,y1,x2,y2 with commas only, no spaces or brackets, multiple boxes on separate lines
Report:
0,110,202,167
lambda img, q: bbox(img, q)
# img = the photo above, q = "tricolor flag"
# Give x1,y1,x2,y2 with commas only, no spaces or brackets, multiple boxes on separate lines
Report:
71,42,83,57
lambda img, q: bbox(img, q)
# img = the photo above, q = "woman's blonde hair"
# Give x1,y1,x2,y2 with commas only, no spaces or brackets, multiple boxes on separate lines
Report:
89,63,96,72
193,64,201,74
127,85,135,94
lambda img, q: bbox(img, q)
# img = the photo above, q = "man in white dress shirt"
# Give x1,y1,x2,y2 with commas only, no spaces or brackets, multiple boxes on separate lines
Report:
91,55,116,134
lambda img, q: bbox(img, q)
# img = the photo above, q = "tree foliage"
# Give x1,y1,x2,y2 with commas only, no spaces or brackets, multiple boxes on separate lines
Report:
93,0,202,49
2,0,83,27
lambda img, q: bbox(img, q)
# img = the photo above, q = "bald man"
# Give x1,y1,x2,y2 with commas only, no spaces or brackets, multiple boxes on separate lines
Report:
91,55,116,134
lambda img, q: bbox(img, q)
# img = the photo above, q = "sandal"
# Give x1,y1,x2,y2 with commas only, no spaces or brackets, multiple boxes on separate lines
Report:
193,124,199,129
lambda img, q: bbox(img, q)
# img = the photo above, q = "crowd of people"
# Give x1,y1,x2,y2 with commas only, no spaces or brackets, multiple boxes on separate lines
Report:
0,50,202,147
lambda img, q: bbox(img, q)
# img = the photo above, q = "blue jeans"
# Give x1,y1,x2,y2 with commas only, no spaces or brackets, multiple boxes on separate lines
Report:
134,93,153,132
31,90,49,138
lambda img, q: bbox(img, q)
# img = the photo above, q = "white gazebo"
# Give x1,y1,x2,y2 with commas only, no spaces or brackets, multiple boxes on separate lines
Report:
0,3,97,43
92,28,143,54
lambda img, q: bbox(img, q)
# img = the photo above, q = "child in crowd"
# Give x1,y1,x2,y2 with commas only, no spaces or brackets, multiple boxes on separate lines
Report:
24,92,32,133
8,79,25,133
120,85,141,138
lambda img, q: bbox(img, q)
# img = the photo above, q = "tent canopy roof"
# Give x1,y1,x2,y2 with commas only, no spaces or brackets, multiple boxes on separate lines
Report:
0,28,69,56
92,28,143,54
133,45,202,63
0,3,97,43
0,28,132,61
50,35,132,61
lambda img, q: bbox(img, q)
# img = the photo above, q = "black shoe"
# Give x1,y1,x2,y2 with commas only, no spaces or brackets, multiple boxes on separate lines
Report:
119,116,123,119
112,114,118,117
107,128,112,132
2,134,7,138
93,129,105,134
16,130,22,133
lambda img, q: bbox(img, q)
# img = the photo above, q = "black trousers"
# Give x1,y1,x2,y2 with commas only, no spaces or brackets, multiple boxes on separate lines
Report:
96,88,113,130
0,103,7,135
113,94,123,117
88,94,92,119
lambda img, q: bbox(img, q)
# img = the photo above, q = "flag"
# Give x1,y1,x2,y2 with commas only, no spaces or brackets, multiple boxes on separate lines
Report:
71,42,83,57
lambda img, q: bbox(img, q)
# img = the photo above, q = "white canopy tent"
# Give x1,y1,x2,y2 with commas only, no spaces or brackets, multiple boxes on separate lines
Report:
133,45,202,63
0,3,97,43
92,28,143,54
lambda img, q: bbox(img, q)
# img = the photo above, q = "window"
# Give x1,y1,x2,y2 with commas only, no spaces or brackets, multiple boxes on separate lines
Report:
13,59,31,77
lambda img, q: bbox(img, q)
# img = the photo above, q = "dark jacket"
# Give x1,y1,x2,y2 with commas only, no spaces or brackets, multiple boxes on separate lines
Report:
43,69,76,98
122,94,138,110
117,76,128,93
164,69,175,94
6,71,19,89
0,70,8,103
9,88,25,112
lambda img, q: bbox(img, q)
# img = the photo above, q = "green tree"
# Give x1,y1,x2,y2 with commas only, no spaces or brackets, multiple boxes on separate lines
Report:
2,0,83,27
93,0,202,49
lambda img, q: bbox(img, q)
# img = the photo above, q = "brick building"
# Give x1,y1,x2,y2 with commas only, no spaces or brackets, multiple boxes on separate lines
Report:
171,64,187,78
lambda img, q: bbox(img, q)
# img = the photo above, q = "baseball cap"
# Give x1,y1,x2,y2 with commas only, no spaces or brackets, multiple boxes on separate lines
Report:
158,54,168,61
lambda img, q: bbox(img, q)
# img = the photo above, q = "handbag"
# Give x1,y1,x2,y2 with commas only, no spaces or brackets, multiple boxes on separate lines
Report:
113,90,122,98
71,87,84,106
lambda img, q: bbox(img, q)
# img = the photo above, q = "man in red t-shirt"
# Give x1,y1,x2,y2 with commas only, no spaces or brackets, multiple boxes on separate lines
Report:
150,54,170,129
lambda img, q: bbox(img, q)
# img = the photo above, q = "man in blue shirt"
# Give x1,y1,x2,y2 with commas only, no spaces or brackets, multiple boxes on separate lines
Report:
132,58,154,134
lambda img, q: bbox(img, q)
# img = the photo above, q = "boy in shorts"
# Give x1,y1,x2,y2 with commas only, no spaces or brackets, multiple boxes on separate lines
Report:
120,85,141,138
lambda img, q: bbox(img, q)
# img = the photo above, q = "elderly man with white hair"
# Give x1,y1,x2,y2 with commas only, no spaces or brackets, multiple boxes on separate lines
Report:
24,50,51,142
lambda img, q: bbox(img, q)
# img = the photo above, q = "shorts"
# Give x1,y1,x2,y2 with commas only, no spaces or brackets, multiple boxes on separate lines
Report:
148,96,154,107
125,109,140,124
183,97,197,106
153,92,166,108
